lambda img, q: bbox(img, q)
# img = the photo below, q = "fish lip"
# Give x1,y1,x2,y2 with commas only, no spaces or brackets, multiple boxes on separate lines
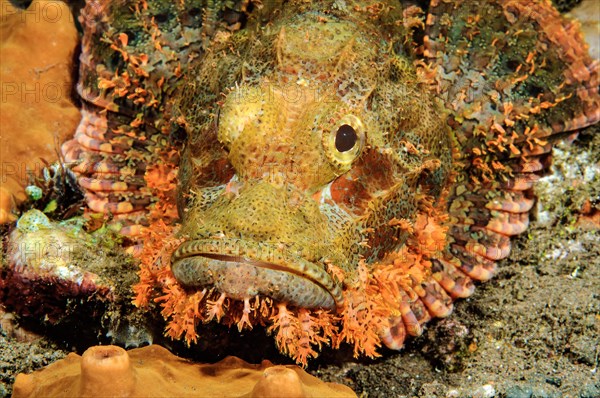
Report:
171,238,344,309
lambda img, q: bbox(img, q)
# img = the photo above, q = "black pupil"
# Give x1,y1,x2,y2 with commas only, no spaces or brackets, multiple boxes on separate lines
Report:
335,124,357,152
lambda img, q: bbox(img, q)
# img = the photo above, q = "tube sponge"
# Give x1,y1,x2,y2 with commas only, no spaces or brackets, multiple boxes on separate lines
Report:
79,346,135,397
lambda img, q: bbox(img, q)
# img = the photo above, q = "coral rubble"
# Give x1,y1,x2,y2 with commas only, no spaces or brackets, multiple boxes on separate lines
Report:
0,210,115,322
12,344,357,398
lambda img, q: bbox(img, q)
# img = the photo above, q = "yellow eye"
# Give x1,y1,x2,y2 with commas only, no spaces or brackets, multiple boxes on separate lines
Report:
323,115,365,173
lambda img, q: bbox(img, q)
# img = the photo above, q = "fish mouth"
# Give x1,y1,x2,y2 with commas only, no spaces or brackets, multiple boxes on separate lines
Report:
171,239,343,309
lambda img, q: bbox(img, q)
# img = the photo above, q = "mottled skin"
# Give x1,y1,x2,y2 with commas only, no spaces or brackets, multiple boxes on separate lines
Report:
3,0,597,362
61,0,249,234
172,2,452,309
168,0,598,353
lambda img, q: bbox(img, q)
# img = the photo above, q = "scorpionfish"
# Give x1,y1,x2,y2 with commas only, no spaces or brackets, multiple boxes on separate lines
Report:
21,0,600,365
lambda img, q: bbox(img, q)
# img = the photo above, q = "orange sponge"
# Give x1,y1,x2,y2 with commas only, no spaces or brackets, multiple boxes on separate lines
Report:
0,0,81,217
12,345,357,398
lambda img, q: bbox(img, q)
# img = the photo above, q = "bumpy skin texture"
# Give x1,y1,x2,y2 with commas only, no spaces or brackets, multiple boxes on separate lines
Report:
172,3,453,310
5,0,597,365
163,0,598,358
61,0,249,235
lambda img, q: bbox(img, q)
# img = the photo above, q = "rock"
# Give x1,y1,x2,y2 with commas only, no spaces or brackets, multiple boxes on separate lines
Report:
579,383,600,398
472,384,495,398
505,385,534,398
568,334,598,366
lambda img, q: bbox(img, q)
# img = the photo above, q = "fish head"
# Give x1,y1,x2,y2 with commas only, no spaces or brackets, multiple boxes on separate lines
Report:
172,10,453,310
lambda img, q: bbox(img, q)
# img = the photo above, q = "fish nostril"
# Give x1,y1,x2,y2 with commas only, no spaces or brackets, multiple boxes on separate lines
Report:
169,124,187,146
153,13,170,24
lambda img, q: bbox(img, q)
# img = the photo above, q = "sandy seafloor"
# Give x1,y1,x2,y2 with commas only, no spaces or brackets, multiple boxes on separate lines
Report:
1,2,600,398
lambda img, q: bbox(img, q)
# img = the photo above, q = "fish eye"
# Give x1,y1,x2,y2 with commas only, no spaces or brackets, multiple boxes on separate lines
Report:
322,115,365,174
335,124,357,152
